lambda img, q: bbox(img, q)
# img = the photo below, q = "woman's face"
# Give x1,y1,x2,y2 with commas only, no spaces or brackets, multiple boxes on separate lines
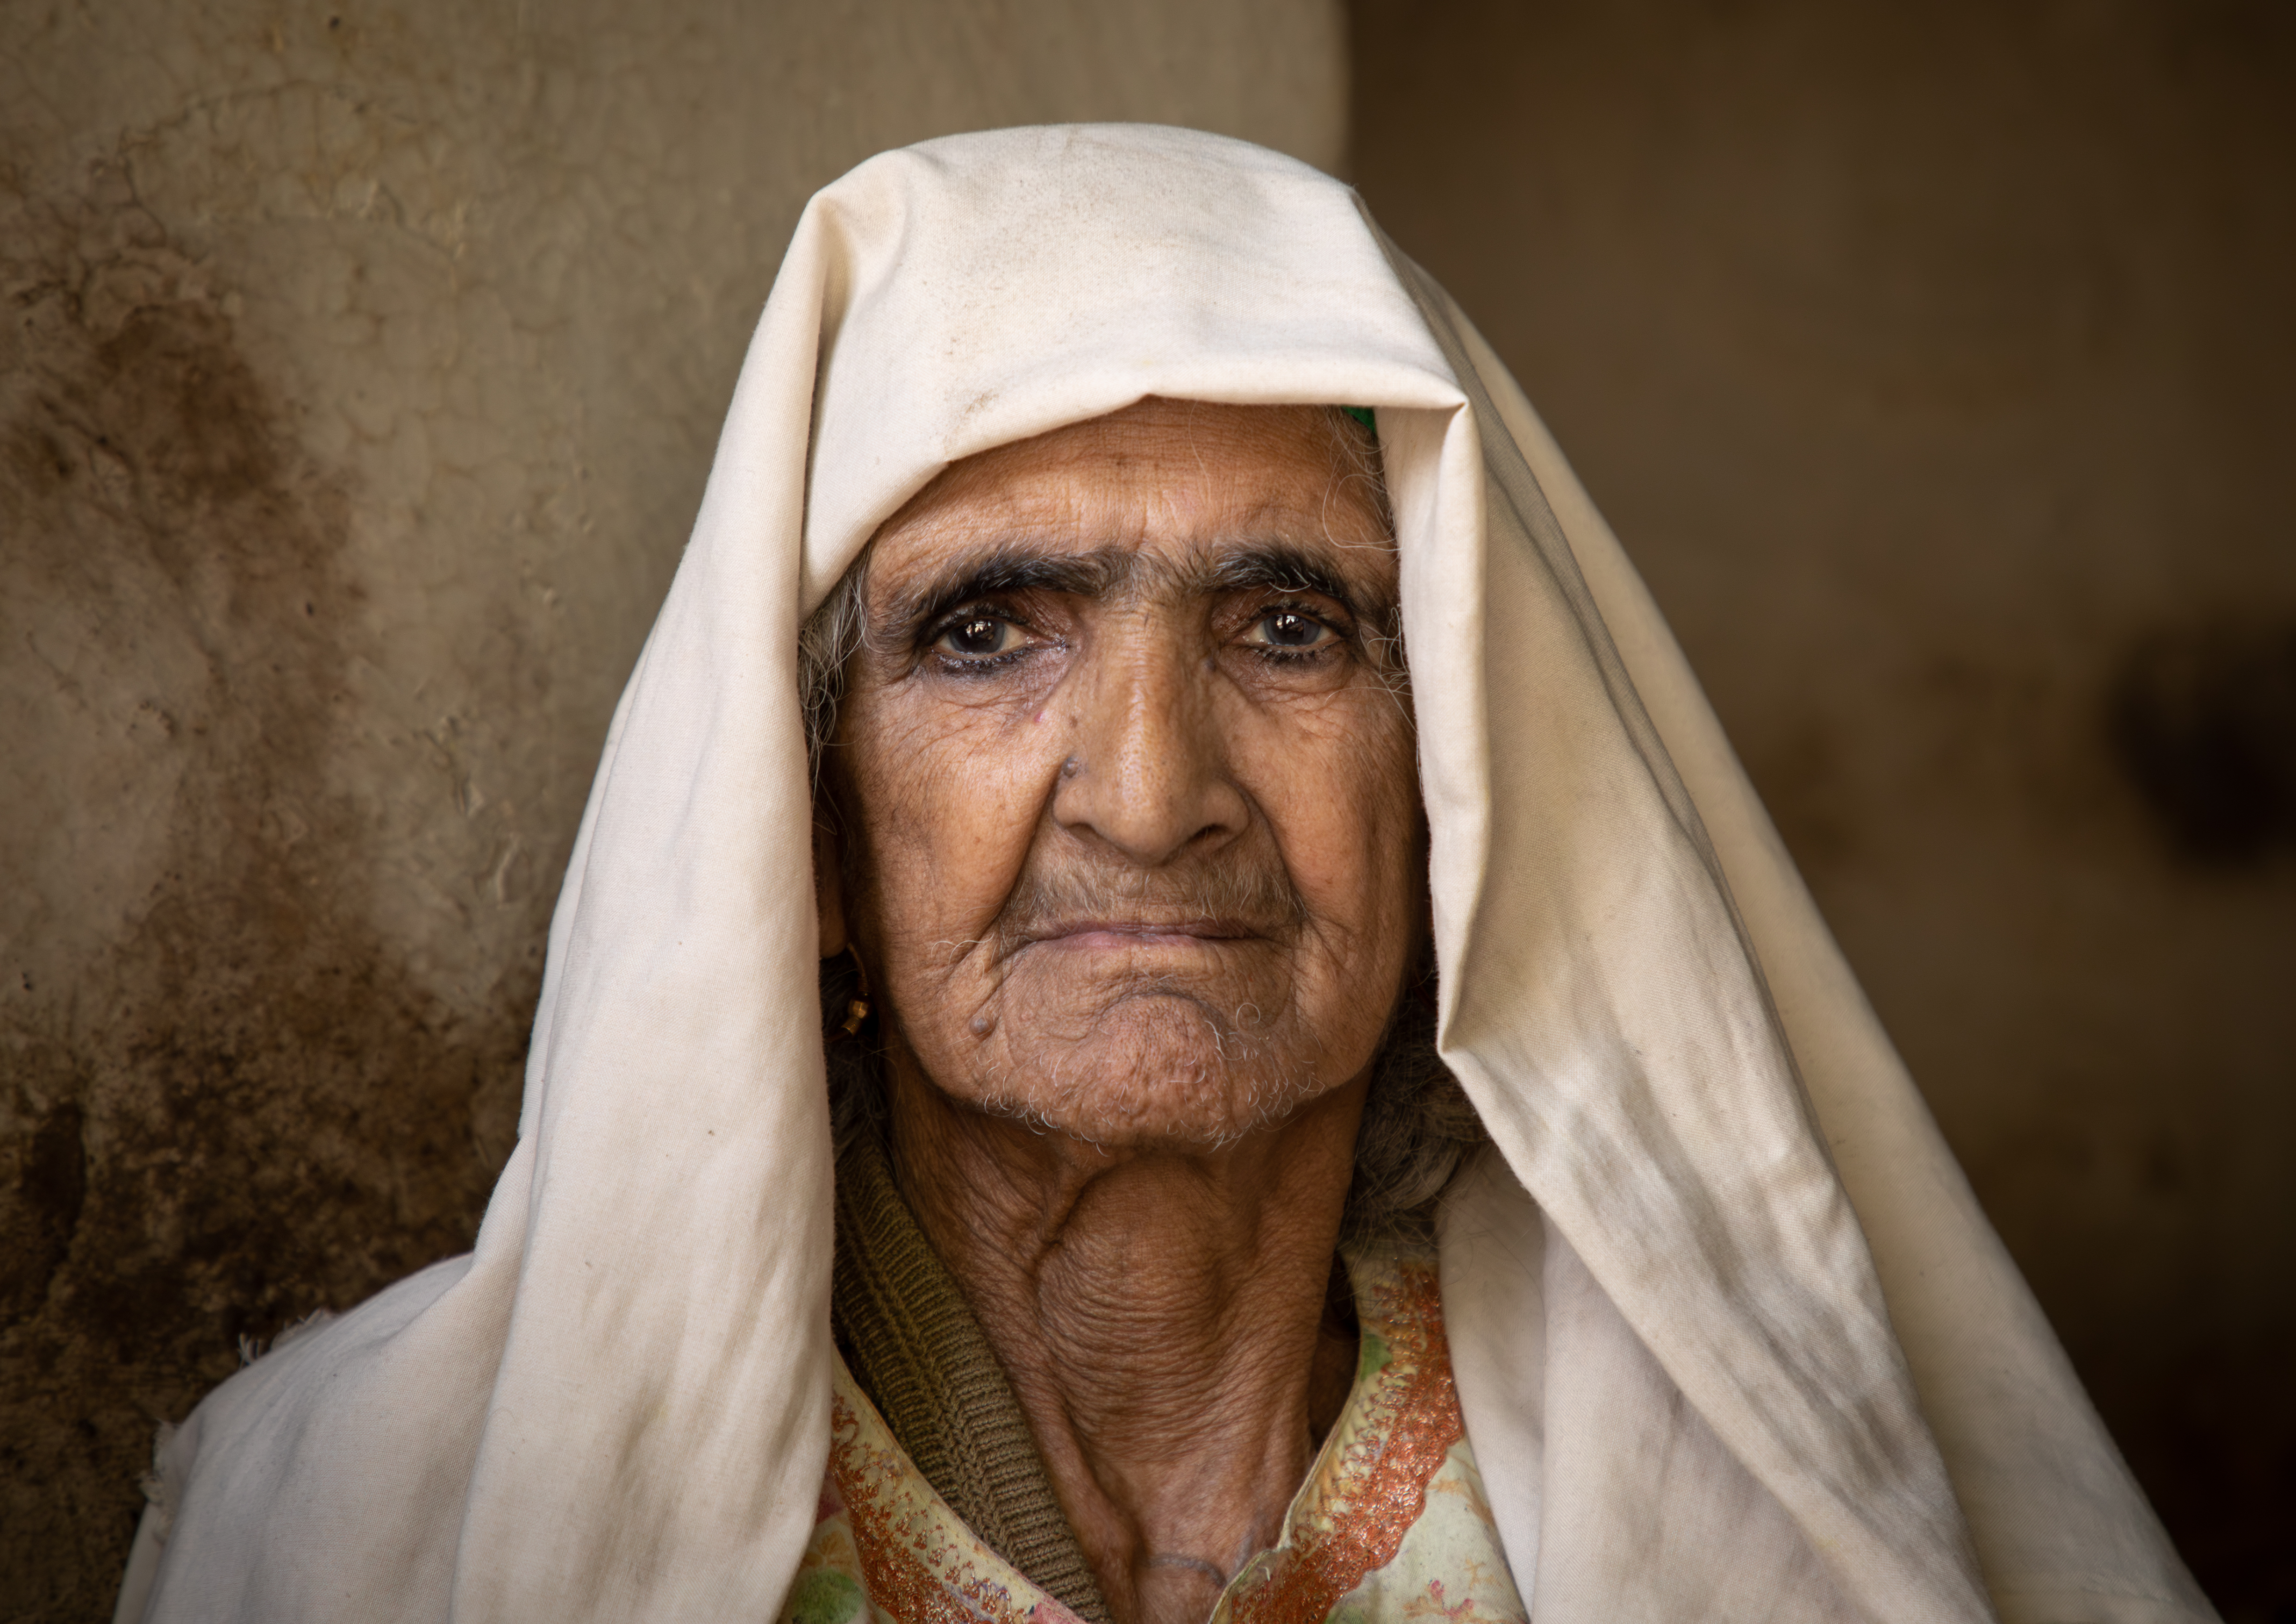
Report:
822,398,1420,1149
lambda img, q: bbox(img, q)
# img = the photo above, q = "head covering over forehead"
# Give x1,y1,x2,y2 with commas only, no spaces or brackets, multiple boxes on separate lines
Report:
124,125,2210,1624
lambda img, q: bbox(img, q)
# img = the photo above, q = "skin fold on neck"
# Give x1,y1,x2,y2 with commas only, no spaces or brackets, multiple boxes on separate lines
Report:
883,1044,1368,1624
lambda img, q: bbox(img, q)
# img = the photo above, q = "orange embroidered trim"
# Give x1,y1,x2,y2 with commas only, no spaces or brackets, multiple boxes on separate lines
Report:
830,1387,1084,1624
1220,1261,1465,1624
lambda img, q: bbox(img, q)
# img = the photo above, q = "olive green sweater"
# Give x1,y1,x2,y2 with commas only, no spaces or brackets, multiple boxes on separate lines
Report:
830,1131,1114,1624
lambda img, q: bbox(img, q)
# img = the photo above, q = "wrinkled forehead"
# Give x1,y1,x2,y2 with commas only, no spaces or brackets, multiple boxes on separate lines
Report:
859,400,1400,625
796,127,1461,609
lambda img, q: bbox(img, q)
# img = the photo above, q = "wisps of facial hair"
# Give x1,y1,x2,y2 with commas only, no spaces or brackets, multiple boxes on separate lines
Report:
962,849,1320,1145
982,848,1310,965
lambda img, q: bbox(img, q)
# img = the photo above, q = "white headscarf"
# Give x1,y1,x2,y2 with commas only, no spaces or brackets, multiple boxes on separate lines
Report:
120,125,2211,1624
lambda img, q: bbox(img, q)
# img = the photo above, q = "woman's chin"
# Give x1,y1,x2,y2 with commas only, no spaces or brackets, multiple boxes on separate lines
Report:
968,1032,1328,1150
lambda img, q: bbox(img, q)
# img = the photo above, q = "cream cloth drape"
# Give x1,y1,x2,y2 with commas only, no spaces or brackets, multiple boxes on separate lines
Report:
121,124,2212,1624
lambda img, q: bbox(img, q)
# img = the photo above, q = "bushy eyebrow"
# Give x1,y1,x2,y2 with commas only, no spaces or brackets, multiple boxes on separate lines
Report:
882,544,1133,637
880,538,1387,642
1205,545,1367,620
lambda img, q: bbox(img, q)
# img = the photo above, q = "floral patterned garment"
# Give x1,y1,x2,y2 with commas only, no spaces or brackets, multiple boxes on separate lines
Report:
777,1244,1527,1624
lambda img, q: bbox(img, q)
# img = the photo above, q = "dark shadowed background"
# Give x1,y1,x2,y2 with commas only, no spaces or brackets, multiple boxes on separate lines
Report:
4,0,2290,1618
1350,2,2294,1617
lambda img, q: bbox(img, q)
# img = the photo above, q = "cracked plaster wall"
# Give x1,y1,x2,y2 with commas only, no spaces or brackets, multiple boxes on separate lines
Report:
0,2,1345,1614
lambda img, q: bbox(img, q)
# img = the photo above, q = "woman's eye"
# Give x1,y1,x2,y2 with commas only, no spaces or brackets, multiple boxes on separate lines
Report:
936,615,1017,658
1250,610,1334,651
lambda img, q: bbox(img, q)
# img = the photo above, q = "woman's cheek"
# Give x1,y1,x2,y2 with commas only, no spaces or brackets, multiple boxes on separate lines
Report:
880,707,1049,947
1297,717,1416,920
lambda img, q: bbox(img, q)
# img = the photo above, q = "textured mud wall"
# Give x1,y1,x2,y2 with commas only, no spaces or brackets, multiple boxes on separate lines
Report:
1350,2,2293,1616
0,3,1345,1614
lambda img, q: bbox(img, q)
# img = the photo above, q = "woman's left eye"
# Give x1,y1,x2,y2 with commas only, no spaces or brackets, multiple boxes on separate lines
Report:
1248,610,1334,652
936,615,1018,658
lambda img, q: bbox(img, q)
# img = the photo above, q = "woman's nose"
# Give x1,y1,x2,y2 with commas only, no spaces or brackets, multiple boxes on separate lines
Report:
1050,620,1249,868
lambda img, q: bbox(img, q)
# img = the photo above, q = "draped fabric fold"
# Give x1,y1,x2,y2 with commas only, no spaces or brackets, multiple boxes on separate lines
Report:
121,124,2209,1624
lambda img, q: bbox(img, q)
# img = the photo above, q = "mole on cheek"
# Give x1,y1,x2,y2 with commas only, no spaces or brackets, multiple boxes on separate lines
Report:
969,1012,995,1037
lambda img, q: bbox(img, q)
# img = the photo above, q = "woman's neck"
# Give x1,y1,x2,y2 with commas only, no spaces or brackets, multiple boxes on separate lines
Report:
884,1056,1366,1624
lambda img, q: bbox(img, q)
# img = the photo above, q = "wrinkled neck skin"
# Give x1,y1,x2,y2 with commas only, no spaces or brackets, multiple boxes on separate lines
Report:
884,1041,1367,1624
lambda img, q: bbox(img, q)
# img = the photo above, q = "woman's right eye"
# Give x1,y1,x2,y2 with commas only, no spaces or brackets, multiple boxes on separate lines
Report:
935,615,1017,658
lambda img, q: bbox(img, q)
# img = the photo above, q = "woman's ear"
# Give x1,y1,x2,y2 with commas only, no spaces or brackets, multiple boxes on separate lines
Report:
813,815,848,959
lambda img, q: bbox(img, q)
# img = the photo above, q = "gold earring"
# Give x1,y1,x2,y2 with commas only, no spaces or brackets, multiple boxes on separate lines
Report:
840,946,871,1037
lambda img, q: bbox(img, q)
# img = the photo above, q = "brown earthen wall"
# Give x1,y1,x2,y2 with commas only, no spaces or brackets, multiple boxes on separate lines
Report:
0,4,1346,1614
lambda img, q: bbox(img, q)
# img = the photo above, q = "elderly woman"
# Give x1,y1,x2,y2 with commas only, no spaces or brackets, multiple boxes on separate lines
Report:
117,128,2208,1624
